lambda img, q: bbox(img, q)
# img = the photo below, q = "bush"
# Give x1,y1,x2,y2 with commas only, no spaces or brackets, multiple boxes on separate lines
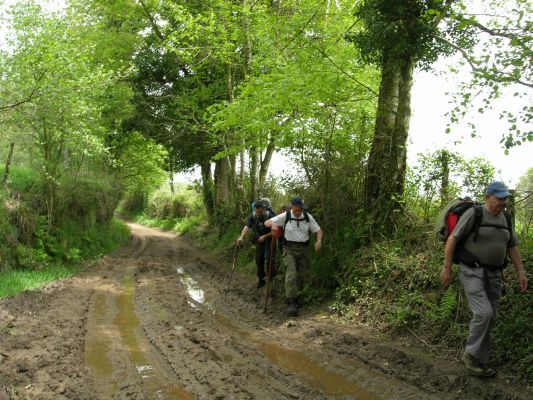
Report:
55,175,122,228
492,285,533,382
145,188,201,219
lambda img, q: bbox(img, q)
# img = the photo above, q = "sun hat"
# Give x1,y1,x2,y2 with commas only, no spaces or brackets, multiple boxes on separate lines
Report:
485,181,510,198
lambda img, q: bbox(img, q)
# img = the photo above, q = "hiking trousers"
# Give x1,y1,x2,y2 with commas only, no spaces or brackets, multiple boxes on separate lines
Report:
459,264,502,364
255,238,275,281
283,242,309,299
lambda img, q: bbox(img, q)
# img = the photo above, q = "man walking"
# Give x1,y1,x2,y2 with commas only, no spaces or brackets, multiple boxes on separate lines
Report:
440,181,528,377
266,197,323,317
237,200,276,289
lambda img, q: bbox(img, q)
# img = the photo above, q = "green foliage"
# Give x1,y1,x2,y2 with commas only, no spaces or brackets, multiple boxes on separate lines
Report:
444,0,533,149
349,0,447,66
492,286,533,382
0,264,77,298
115,132,168,197
514,168,532,255
130,182,207,237
424,286,457,321
144,186,204,220
56,219,131,261
406,150,495,222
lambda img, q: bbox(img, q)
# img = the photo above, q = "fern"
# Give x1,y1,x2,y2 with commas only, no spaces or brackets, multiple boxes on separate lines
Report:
439,286,457,319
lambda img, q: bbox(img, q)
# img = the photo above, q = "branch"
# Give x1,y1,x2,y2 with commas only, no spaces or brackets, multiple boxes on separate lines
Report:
138,0,165,41
281,10,319,52
436,36,533,89
468,19,533,57
311,45,379,97
0,70,46,111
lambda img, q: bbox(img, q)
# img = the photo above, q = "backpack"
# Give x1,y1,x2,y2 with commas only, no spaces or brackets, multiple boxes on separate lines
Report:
252,198,274,215
435,198,479,243
282,209,311,243
251,198,275,234
435,198,513,268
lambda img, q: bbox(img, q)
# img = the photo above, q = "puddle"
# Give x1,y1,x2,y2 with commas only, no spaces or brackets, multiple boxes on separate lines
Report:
85,293,118,398
114,276,194,399
176,267,208,308
86,276,194,400
215,314,379,399
177,266,379,399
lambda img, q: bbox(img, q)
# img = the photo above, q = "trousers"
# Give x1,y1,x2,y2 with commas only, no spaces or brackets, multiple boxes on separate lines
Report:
283,242,309,299
459,264,502,364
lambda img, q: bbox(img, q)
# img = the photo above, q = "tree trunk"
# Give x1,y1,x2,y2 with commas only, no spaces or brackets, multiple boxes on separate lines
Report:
364,50,415,232
365,50,400,210
200,160,214,217
439,150,451,206
258,135,275,193
169,171,175,194
390,58,414,198
3,142,15,187
249,147,260,201
214,157,231,205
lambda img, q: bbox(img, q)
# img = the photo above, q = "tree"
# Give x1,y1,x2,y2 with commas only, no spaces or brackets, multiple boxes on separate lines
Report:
1,1,115,229
350,0,532,236
210,0,378,215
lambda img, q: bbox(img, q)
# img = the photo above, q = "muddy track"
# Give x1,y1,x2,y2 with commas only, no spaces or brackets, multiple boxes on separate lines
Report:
0,223,531,400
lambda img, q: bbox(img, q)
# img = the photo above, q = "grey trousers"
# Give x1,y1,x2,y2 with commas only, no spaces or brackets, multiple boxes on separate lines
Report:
283,243,309,299
459,264,502,364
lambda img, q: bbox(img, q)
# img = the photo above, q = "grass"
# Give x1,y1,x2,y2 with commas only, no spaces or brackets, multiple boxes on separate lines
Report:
133,213,205,236
0,264,77,298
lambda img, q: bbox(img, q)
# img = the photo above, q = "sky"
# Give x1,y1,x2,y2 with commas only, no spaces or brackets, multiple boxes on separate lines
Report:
409,64,532,188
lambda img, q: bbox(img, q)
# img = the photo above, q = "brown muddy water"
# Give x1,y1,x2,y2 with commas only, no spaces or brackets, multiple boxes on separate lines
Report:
85,275,193,399
177,267,378,400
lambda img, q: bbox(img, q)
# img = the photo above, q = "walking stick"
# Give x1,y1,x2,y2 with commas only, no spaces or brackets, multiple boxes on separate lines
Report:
263,235,277,313
225,244,241,302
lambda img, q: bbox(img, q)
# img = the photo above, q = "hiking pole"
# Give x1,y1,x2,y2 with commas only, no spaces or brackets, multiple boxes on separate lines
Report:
263,235,277,313
225,244,241,302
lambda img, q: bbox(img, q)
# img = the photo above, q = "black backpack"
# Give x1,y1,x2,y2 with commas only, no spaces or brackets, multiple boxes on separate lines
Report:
436,200,513,269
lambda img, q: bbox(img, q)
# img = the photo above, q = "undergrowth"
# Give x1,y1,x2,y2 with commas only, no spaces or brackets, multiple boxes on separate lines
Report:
329,231,532,383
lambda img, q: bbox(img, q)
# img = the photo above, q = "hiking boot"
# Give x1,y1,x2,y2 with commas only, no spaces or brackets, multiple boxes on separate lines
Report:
480,365,497,378
287,298,299,317
257,279,266,289
461,352,484,376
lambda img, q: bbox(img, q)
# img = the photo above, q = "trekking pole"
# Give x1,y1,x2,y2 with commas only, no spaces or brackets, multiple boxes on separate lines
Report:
225,244,241,302
263,235,277,313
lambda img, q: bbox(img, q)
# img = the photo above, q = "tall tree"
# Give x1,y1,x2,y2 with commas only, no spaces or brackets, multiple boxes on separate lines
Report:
351,0,532,235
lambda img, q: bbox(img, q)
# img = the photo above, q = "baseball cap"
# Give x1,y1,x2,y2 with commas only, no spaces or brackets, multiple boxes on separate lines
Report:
485,181,510,198
291,196,304,207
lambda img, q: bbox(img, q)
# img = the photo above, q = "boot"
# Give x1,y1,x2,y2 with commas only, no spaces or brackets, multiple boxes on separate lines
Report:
287,298,299,317
461,352,484,376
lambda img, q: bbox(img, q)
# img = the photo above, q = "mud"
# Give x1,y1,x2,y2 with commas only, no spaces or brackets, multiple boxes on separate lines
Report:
0,223,531,399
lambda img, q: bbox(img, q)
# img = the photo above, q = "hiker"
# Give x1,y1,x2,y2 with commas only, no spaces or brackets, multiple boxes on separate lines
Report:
265,196,323,317
237,199,276,289
440,181,528,378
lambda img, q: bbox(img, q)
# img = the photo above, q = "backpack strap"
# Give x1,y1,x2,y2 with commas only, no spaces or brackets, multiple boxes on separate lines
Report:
283,210,310,231
471,205,484,242
503,210,513,247
283,210,291,231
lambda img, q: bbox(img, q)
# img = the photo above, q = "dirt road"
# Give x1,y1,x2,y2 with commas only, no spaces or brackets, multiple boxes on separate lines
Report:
0,224,530,399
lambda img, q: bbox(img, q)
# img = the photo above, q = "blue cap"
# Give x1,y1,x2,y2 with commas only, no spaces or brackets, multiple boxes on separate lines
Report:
291,196,304,207
485,181,510,198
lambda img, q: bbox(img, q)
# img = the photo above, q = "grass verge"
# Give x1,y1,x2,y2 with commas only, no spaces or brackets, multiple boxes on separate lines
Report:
0,264,77,298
